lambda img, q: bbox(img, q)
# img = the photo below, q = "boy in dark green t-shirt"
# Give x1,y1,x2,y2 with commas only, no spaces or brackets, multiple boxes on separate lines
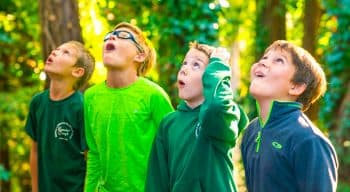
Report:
25,41,95,192
145,42,248,191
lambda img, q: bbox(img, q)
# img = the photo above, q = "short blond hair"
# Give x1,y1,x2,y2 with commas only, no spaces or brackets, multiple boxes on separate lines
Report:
114,22,155,76
189,41,214,58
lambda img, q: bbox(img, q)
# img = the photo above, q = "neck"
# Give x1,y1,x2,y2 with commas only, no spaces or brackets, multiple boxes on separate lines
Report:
106,68,138,88
185,97,204,109
49,80,75,101
257,99,273,122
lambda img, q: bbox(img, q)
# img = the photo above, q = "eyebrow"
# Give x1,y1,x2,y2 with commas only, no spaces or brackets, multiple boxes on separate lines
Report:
194,56,207,63
279,51,289,61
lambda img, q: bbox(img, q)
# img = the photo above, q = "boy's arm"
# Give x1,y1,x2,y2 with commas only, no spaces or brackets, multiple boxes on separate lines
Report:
25,96,39,192
200,48,247,151
30,141,38,192
293,137,338,191
84,95,101,191
151,88,174,127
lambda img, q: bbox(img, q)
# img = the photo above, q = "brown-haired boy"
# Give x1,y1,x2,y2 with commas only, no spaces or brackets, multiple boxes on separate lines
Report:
25,40,95,192
241,40,338,192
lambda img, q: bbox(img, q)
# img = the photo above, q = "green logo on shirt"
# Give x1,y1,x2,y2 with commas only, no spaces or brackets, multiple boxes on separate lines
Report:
272,141,282,149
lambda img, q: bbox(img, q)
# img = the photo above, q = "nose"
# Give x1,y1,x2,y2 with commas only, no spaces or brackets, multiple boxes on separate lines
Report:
51,50,57,56
109,35,117,41
179,67,189,76
257,60,268,67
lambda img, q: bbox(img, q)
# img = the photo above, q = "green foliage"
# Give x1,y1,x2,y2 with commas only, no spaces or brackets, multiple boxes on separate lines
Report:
320,0,350,188
0,87,39,190
0,1,42,190
320,0,350,135
0,164,10,181
152,1,221,105
0,0,41,91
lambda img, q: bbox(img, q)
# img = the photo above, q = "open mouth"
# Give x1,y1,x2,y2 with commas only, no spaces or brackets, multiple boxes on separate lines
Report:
105,43,116,51
178,80,185,87
255,71,265,78
46,57,53,64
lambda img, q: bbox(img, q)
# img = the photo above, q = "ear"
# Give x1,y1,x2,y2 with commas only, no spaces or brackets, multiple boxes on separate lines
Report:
72,67,85,78
288,83,307,97
134,52,146,63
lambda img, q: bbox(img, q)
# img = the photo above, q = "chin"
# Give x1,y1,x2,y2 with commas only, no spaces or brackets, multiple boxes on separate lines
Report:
178,92,189,100
178,94,185,100
43,67,53,74
103,62,113,67
249,88,262,99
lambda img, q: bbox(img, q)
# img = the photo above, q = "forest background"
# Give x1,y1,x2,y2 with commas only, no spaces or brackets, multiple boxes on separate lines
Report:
0,0,349,191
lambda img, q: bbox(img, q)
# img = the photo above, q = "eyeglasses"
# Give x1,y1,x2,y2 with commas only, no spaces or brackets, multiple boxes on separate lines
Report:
104,30,144,53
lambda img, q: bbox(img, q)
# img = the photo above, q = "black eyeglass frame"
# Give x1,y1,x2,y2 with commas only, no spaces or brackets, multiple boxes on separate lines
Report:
103,30,144,53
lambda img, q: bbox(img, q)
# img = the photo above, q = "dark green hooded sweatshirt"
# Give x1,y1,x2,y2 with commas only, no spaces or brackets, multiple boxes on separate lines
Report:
145,58,248,192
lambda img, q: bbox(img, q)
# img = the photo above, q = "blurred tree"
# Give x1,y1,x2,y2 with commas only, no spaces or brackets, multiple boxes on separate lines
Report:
255,0,286,59
39,0,83,59
302,0,323,121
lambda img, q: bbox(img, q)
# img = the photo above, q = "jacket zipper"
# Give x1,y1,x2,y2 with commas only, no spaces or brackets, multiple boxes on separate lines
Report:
255,130,262,152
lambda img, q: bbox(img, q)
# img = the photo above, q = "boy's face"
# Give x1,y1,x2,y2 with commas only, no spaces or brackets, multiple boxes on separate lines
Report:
102,27,142,70
177,48,209,108
44,43,79,77
250,49,297,101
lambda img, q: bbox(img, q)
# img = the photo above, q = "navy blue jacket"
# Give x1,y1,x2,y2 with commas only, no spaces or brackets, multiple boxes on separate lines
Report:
241,101,338,192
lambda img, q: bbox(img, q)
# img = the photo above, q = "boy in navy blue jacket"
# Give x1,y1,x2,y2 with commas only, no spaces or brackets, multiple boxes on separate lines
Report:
241,40,338,192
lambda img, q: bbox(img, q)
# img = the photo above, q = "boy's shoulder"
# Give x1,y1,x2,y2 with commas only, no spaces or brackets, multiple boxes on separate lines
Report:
138,77,170,99
31,90,49,103
83,82,105,95
138,77,166,91
158,109,181,127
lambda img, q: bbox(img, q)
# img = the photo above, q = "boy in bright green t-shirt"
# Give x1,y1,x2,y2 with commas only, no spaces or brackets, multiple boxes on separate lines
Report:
83,22,173,192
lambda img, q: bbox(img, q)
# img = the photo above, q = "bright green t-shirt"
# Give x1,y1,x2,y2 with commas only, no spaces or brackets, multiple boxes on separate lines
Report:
25,90,87,192
84,77,173,192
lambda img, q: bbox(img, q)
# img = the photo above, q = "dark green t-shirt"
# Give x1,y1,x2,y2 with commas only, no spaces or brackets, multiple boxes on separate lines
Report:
25,90,86,192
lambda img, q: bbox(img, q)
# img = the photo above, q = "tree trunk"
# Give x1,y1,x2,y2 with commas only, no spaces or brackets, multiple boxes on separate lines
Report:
39,0,83,59
302,0,322,121
39,0,83,88
255,0,286,59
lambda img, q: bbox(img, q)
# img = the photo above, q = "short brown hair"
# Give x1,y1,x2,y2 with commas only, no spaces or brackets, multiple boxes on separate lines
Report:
66,41,95,90
189,41,214,58
265,40,327,111
114,22,155,76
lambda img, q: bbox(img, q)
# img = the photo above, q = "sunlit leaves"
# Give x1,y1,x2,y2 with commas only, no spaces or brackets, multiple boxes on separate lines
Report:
319,0,350,185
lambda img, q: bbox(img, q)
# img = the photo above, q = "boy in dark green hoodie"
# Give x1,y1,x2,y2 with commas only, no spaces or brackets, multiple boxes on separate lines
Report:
145,42,248,192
